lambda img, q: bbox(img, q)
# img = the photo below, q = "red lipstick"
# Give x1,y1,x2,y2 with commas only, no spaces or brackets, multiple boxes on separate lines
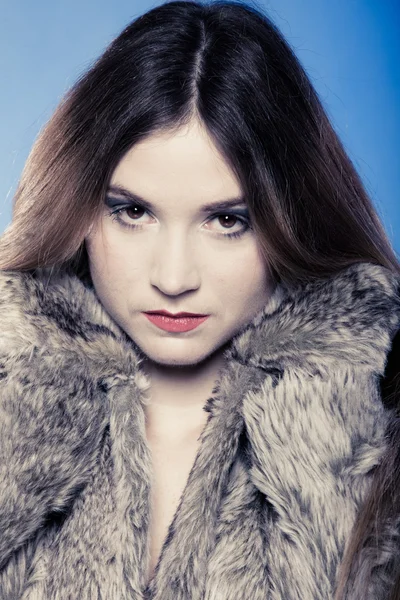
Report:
143,310,209,333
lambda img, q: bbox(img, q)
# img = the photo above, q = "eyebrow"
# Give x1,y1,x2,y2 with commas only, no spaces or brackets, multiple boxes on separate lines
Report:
106,184,247,212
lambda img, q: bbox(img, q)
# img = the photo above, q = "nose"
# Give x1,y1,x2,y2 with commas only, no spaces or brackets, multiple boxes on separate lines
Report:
149,229,201,296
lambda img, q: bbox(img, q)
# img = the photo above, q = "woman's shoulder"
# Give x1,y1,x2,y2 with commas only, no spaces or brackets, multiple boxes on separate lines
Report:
0,268,127,353
0,269,144,409
229,261,400,379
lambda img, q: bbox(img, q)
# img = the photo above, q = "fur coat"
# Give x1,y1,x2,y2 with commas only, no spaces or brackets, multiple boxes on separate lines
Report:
0,261,399,600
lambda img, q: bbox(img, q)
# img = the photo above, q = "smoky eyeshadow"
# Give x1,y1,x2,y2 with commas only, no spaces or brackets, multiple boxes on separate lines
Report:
105,195,134,208
104,193,250,220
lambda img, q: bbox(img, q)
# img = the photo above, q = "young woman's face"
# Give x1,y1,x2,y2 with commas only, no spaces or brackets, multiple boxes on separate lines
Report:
85,120,275,366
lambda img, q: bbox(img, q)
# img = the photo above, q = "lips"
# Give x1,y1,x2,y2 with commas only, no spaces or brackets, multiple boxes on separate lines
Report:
145,310,207,318
143,310,209,333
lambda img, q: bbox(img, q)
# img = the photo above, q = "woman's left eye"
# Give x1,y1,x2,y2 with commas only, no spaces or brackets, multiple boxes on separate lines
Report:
206,213,250,238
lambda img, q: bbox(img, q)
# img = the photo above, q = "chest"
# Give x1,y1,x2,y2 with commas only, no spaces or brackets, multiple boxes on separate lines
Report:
144,432,203,585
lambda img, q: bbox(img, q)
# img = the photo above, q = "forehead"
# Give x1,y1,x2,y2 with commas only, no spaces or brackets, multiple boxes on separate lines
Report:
110,122,243,207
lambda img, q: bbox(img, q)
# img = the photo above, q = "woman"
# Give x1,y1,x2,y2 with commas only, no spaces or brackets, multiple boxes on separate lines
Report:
0,1,399,598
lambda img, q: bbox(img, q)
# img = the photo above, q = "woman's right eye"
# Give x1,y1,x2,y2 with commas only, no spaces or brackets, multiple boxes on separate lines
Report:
107,203,152,230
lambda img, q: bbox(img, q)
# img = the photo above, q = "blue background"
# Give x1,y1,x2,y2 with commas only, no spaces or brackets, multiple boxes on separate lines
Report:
1,0,399,255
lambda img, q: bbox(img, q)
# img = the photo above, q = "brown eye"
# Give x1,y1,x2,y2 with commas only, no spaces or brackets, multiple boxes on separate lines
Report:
218,214,238,228
126,205,146,220
204,212,249,238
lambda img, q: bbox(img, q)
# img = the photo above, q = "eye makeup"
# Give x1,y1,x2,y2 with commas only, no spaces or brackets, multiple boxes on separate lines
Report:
104,194,251,240
106,184,248,214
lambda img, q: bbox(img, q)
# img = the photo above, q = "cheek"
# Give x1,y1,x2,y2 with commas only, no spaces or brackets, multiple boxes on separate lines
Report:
86,229,143,283
85,235,123,307
210,245,271,306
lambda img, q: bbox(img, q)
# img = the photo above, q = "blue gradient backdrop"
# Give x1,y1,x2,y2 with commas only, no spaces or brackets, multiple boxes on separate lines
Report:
1,1,399,254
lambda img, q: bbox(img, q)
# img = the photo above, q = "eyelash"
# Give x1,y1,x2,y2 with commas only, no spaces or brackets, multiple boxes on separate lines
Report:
107,205,250,239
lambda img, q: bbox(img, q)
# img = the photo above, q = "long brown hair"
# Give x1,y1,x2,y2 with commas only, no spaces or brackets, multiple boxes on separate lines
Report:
0,1,399,596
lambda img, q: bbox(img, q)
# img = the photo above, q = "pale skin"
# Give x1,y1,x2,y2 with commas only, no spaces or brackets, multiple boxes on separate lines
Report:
85,117,276,582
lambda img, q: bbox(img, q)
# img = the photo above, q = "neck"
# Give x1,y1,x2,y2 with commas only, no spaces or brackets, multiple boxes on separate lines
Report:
141,348,226,441
142,348,226,410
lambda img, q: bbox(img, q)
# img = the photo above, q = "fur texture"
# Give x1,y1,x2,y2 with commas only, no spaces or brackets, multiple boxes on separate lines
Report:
0,262,399,599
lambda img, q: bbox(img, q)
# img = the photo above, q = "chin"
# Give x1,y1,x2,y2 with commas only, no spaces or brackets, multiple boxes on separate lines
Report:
142,350,211,367
134,338,228,368
149,356,203,367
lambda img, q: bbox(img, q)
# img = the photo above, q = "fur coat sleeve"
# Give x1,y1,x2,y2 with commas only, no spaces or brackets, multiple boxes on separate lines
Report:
0,262,399,600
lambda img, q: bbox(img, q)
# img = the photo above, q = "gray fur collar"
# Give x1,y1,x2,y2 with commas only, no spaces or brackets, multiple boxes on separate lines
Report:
0,262,399,600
